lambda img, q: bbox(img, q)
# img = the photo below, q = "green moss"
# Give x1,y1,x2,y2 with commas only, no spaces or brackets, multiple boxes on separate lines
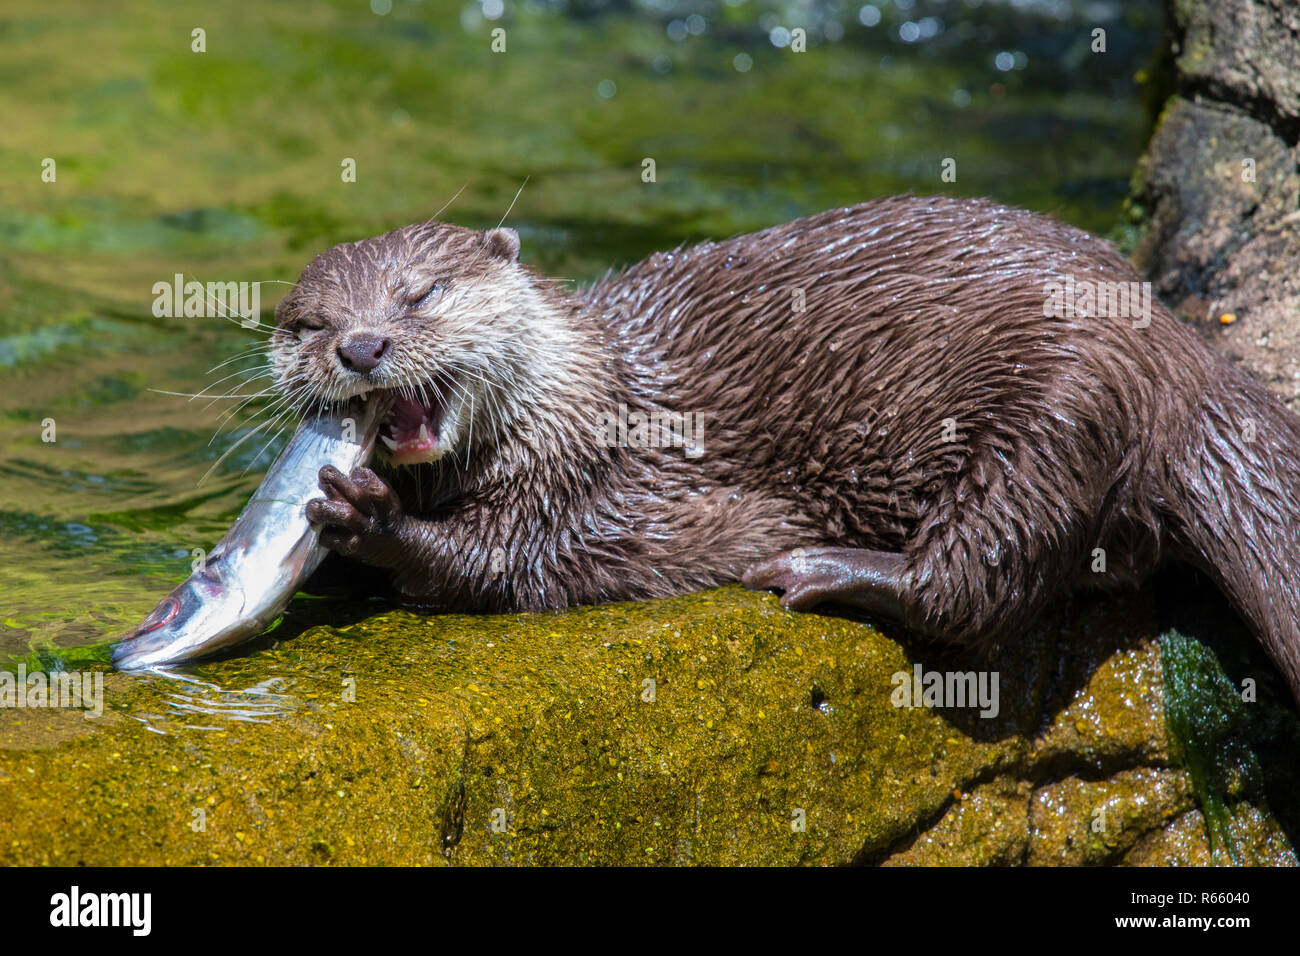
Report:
1159,629,1269,865
0,590,1015,865
1,590,1294,865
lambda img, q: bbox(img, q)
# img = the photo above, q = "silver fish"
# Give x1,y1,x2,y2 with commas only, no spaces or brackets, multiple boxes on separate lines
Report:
112,398,385,670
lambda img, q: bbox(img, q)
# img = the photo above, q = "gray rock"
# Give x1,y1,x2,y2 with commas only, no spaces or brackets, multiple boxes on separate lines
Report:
1131,0,1300,409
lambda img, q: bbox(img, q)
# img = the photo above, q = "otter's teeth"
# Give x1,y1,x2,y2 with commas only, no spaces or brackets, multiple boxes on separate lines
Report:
380,435,398,451
418,423,431,444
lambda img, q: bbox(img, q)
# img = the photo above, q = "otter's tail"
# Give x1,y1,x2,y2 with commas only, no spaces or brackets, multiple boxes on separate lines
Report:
1164,372,1300,703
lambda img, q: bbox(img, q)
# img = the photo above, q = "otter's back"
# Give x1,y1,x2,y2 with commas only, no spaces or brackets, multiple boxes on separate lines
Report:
582,195,1197,548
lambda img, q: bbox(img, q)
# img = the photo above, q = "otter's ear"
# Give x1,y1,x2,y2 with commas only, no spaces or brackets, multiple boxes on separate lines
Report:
481,227,520,263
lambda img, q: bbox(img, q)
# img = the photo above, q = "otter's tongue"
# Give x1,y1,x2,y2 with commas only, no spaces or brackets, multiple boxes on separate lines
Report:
380,395,441,464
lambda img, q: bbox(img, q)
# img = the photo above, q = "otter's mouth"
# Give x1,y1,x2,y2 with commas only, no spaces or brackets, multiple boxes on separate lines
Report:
377,390,447,465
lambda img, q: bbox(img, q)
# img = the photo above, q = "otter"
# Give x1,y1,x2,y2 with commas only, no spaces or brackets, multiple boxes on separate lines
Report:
270,195,1300,707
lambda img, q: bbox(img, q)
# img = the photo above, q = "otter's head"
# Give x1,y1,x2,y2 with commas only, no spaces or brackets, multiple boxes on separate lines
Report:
272,220,560,466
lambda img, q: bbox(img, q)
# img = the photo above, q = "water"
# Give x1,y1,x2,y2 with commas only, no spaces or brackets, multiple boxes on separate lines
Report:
0,0,1162,668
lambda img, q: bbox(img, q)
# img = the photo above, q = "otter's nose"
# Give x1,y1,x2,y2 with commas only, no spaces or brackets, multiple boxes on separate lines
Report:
337,334,391,373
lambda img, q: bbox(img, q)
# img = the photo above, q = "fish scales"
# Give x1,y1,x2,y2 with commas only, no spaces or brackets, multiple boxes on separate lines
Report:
112,399,384,670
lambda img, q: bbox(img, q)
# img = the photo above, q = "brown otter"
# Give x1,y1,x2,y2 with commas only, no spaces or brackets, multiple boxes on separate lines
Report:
270,195,1300,706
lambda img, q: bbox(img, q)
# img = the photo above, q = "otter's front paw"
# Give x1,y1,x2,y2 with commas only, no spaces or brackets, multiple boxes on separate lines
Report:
306,465,406,566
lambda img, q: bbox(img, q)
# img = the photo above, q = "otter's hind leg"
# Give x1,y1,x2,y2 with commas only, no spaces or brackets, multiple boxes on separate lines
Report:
743,548,910,620
744,443,1109,643
743,536,1066,643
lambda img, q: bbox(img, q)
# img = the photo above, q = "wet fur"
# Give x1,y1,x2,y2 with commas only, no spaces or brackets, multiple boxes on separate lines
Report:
273,195,1300,704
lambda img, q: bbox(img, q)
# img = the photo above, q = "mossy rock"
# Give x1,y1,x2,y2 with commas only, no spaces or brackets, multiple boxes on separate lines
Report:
1,586,1294,865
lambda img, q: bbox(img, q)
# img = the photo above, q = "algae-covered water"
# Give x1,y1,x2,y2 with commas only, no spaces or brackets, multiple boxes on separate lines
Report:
0,0,1161,678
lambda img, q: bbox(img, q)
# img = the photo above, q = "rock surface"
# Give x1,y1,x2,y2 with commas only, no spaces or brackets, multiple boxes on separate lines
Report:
1,587,1294,865
1130,0,1300,410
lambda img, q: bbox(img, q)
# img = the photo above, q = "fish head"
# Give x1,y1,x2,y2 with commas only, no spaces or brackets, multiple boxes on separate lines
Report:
112,559,252,670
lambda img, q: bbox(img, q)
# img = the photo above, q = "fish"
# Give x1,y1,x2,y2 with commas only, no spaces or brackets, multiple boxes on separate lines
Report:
112,397,386,671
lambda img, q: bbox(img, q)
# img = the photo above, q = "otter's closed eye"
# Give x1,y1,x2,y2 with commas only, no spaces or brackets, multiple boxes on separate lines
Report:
408,283,446,311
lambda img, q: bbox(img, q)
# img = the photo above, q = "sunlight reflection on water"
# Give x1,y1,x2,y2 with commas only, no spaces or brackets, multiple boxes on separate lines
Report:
126,670,299,733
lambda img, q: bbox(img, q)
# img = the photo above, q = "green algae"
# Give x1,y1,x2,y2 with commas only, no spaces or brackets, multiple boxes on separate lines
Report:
2,641,114,675
1159,629,1273,865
